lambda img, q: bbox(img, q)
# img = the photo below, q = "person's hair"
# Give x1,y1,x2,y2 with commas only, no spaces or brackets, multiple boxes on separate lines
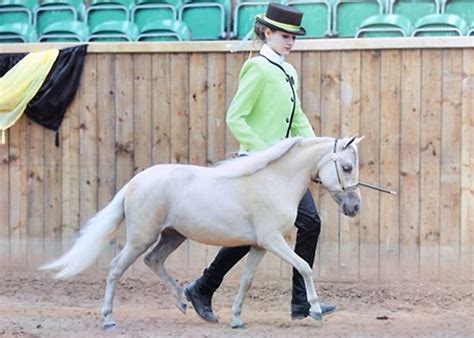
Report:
254,21,275,42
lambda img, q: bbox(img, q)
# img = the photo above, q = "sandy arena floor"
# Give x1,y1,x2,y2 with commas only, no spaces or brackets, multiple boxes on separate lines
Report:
1,267,473,337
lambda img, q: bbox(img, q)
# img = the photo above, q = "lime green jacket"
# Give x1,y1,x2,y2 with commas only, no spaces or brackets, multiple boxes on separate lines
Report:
226,55,315,153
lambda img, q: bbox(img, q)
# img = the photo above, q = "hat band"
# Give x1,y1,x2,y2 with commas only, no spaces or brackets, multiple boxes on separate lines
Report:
257,14,301,33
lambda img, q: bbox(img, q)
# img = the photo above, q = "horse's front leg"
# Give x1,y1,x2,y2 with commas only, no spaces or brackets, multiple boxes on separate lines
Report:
231,246,266,329
261,235,322,321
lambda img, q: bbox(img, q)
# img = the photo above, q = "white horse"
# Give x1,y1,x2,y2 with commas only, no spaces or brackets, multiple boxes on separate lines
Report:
40,135,364,329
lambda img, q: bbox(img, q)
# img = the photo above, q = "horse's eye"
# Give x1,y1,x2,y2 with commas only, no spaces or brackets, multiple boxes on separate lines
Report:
342,164,352,173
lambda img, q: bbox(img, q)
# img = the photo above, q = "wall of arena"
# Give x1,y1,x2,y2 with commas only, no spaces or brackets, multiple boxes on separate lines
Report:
0,37,472,282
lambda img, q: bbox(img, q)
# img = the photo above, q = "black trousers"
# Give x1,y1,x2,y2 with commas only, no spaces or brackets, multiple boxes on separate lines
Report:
199,189,321,307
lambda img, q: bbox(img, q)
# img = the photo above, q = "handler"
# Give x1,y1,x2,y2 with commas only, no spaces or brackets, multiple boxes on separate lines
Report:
185,3,336,321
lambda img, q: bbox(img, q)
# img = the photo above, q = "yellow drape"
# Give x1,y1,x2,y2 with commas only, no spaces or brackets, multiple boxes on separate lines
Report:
0,49,59,143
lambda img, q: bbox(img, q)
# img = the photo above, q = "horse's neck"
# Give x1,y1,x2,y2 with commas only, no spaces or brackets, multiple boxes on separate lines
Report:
287,137,333,174
267,137,334,198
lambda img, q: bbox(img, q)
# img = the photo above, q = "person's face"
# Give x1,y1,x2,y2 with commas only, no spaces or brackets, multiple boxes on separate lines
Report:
264,28,296,57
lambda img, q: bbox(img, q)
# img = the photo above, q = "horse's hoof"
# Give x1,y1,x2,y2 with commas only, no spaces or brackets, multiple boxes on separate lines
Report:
309,311,323,321
103,322,116,331
231,322,246,329
177,302,187,314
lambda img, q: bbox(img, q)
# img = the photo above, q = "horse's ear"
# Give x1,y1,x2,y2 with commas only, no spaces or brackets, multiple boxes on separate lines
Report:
354,135,365,146
343,134,357,149
343,134,365,149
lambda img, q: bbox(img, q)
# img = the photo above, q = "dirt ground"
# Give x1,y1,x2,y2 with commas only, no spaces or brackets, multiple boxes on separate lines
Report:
0,267,473,338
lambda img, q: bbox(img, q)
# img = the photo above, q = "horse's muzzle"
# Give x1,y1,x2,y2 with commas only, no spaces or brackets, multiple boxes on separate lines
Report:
332,190,361,217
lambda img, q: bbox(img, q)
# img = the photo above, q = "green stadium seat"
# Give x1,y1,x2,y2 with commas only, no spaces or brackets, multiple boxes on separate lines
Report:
232,1,285,39
87,0,134,32
469,21,474,36
389,0,439,25
288,0,331,38
356,14,413,37
0,22,37,42
40,0,86,17
88,20,139,41
412,13,468,36
178,0,230,40
137,19,191,41
0,0,38,25
333,0,384,37
443,0,474,29
39,20,89,42
132,0,182,31
34,1,82,35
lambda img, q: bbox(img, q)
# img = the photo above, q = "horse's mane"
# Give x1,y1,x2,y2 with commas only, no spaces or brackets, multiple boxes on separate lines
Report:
213,137,303,178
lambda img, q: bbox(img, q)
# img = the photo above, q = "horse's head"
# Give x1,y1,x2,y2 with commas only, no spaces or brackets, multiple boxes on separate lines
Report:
315,135,364,217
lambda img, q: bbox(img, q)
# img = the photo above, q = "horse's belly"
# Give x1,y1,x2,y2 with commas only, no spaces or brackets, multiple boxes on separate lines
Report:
176,223,256,247
170,206,257,247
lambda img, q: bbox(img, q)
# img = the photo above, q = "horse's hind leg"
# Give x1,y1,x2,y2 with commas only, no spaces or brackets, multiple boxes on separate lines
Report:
231,247,266,329
102,242,153,330
144,228,187,313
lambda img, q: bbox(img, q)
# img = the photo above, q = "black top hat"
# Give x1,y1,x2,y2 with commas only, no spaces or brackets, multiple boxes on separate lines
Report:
256,3,306,36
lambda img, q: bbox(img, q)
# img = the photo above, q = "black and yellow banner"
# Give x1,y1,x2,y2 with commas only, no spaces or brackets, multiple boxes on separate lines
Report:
0,45,87,145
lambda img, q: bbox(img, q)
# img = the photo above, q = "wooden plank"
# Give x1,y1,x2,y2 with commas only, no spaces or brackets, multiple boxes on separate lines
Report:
0,125,10,267
133,54,153,173
225,52,244,155
152,53,171,165
170,53,189,164
460,49,474,281
26,120,45,268
8,117,28,267
43,128,62,260
115,53,135,188
206,52,226,266
61,87,80,252
339,50,361,281
419,49,442,280
79,54,98,226
168,53,190,272
439,49,463,279
319,51,341,281
115,53,135,253
207,52,226,165
301,52,322,136
399,50,421,280
378,50,401,281
97,54,117,208
130,53,153,274
187,52,208,277
359,50,381,281
188,53,208,166
96,53,117,267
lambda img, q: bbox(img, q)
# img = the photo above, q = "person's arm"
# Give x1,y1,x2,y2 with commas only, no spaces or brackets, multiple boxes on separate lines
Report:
226,61,268,152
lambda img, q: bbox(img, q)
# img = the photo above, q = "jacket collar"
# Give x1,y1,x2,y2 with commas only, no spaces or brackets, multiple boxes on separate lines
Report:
260,44,284,65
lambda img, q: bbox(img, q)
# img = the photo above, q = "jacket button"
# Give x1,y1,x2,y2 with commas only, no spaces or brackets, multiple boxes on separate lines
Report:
290,97,294,102
285,118,289,123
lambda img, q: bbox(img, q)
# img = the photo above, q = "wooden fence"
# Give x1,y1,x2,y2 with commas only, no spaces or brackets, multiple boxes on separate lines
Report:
0,38,472,282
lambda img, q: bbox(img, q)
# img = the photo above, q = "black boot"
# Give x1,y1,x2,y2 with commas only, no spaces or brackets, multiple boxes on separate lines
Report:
184,278,218,322
185,246,251,322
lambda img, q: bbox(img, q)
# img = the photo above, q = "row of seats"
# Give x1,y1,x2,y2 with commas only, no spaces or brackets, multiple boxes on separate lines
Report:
234,0,474,38
0,0,229,41
0,0,473,42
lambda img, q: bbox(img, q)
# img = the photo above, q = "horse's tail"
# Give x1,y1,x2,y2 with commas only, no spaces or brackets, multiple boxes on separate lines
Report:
39,184,129,279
